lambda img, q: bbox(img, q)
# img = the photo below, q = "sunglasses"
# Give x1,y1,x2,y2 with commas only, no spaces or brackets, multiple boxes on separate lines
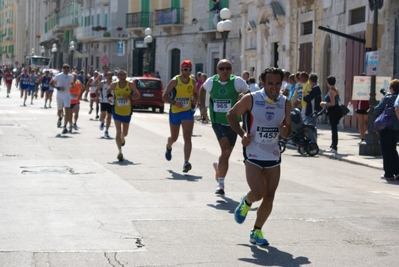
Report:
182,68,192,72
63,67,70,69
218,66,232,71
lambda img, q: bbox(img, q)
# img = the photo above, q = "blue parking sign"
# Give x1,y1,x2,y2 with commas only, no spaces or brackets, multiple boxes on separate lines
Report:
117,41,124,56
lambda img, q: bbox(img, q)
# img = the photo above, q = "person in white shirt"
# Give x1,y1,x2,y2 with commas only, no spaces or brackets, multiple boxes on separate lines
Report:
248,77,260,92
49,64,74,134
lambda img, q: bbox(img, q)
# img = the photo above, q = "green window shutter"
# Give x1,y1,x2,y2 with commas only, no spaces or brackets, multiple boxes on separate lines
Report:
221,0,229,8
171,0,180,8
97,14,100,25
140,0,149,27
104,13,108,27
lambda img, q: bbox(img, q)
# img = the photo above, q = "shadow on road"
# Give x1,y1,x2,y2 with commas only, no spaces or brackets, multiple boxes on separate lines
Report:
238,244,311,266
207,195,258,214
107,159,139,166
166,170,202,182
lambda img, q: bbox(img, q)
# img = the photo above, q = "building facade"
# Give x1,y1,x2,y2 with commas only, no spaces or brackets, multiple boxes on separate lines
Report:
0,0,17,67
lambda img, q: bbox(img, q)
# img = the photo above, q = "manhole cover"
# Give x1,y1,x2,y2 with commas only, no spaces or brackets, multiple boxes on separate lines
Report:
21,166,73,175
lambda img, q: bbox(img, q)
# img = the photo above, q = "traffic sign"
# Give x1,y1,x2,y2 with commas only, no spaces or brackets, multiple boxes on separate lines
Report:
365,51,379,76
101,55,110,65
77,52,83,59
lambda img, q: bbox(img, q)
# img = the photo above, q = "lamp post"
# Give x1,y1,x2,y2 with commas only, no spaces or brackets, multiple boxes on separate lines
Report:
31,48,35,56
40,46,45,57
69,41,75,68
217,8,233,59
359,0,384,156
144,28,153,74
51,43,57,69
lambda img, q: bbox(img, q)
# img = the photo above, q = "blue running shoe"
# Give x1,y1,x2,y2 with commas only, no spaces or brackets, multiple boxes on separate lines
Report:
99,121,104,130
250,229,269,246
234,195,251,224
165,145,172,161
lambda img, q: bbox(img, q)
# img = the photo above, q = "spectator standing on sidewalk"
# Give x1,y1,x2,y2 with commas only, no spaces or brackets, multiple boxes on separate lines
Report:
303,73,322,142
354,100,369,143
248,77,260,92
320,76,342,153
375,79,399,181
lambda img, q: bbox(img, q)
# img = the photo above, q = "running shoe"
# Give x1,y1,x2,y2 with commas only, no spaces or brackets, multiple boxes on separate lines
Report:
49,104,52,108
117,152,123,161
165,145,172,161
89,107,93,114
73,123,78,130
57,117,62,128
95,115,99,120
99,121,104,130
234,195,251,224
250,229,269,246
23,103,26,106
62,127,67,134
215,184,225,195
104,130,110,138
182,162,192,173
68,126,72,133
44,105,47,109
213,162,219,182
121,136,125,146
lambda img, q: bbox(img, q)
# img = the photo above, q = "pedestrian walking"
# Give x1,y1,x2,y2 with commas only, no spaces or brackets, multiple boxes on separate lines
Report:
162,60,197,173
200,59,250,194
226,67,291,246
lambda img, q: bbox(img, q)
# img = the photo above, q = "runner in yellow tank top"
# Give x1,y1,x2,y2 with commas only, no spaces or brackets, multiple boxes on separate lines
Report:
162,60,198,173
106,70,140,161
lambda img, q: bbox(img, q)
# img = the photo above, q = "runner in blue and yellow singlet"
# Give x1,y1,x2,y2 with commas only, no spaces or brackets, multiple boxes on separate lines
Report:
162,60,198,173
106,70,140,161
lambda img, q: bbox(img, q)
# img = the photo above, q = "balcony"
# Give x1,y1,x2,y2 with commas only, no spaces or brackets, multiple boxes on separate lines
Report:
95,0,109,4
93,26,129,41
126,12,152,35
76,26,95,41
59,16,79,29
39,30,57,45
154,7,184,34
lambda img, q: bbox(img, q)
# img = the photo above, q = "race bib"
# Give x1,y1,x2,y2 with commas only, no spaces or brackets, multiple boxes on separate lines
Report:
71,94,78,100
43,83,49,87
255,126,279,144
176,97,189,108
117,97,128,106
213,99,231,112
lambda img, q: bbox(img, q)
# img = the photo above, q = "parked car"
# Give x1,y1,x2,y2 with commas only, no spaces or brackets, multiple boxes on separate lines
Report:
129,77,164,113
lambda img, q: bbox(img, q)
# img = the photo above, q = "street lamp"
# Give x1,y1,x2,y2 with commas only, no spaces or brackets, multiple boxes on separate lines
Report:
144,27,153,74
51,43,57,69
69,41,75,68
40,46,45,57
217,8,233,59
31,48,35,56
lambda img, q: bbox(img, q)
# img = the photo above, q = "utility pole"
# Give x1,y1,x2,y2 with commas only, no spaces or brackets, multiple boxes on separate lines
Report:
359,0,384,156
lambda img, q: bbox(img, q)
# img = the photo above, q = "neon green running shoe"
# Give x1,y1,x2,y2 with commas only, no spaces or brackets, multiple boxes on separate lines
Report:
234,195,251,224
250,229,269,246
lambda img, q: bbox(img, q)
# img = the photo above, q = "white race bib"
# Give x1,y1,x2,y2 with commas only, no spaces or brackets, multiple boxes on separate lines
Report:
117,98,128,106
71,94,78,100
176,97,189,108
213,99,231,112
254,126,279,144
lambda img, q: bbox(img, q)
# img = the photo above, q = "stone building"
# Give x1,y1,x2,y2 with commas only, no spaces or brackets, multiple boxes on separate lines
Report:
125,0,240,85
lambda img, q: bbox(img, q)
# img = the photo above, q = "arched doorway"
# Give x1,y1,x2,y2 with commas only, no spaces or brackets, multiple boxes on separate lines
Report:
170,48,181,79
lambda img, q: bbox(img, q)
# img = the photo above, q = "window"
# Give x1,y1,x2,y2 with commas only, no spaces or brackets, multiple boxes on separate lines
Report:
350,7,365,25
302,21,313,35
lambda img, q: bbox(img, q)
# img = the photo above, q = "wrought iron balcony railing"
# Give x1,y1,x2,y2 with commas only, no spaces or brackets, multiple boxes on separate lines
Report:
126,12,152,28
154,8,184,25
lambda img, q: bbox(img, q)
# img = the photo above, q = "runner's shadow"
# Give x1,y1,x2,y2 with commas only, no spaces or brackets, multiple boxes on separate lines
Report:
108,159,139,166
55,134,72,138
166,170,202,182
238,244,311,266
207,195,257,214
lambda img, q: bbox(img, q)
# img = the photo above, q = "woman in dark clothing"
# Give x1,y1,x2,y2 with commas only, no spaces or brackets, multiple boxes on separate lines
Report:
320,76,342,153
374,79,399,181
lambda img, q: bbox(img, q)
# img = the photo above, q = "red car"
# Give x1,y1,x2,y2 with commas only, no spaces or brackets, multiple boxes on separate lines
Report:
130,77,164,113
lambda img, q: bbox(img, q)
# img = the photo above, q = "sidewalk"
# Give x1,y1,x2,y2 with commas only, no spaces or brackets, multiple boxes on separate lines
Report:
309,123,383,170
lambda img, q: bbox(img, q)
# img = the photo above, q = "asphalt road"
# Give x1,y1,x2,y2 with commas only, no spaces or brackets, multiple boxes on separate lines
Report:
0,85,398,267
